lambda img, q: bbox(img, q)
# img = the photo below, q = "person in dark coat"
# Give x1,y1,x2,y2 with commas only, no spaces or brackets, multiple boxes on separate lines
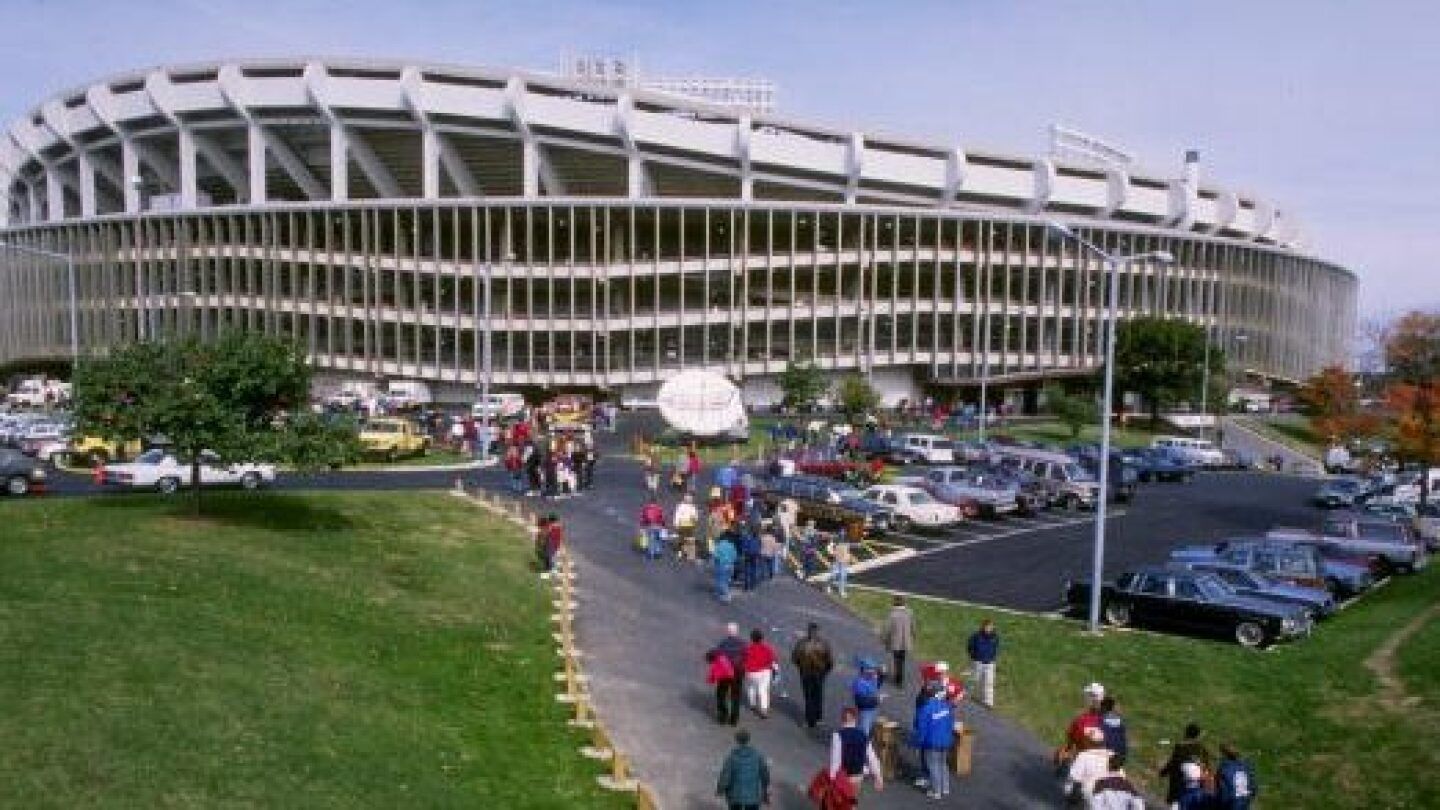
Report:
1159,723,1212,807
791,622,835,729
712,622,747,725
716,729,770,810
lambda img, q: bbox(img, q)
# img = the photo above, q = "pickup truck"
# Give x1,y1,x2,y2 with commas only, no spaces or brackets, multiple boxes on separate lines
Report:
1065,566,1312,648
358,418,430,461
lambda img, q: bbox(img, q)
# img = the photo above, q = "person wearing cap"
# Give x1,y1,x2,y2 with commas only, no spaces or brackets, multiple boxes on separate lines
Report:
851,658,882,735
1090,754,1145,810
965,618,1000,708
1057,683,1105,769
1064,726,1113,805
791,622,836,729
1159,723,1212,808
716,728,771,810
881,595,915,688
910,683,956,800
673,492,700,562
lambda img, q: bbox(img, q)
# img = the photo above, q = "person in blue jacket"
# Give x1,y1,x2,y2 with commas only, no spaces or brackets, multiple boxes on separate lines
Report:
851,658,882,735
910,685,956,799
712,533,738,603
1215,742,1258,809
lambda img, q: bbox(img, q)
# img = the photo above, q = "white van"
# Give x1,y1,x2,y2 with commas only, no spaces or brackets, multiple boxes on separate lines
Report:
473,392,526,421
1152,436,1226,468
898,433,956,465
384,380,433,410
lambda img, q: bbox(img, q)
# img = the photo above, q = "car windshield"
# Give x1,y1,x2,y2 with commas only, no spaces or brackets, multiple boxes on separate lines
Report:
367,422,401,434
932,440,955,451
1356,523,1408,542
907,491,936,505
136,449,167,464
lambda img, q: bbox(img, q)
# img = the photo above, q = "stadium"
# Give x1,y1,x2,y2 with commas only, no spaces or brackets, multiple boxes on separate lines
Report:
0,57,1356,406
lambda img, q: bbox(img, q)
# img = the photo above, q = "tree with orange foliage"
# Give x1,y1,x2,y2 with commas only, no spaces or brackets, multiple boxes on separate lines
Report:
1297,364,1370,442
1382,311,1440,502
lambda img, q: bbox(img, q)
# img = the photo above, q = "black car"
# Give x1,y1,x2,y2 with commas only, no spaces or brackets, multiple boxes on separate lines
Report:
1121,448,1197,483
0,447,48,496
1064,566,1312,648
758,474,893,534
858,433,925,465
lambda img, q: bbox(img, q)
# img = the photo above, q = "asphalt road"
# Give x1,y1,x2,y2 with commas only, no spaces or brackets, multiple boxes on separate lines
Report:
854,471,1327,612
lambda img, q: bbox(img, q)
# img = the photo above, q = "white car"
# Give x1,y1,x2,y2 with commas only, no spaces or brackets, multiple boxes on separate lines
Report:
862,484,964,531
101,449,277,493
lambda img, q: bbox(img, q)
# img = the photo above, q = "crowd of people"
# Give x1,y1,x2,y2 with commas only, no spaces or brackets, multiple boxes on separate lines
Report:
705,600,1009,807
1056,683,1258,809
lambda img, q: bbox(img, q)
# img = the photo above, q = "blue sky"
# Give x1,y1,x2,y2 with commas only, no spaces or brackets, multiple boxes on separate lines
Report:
3,0,1435,319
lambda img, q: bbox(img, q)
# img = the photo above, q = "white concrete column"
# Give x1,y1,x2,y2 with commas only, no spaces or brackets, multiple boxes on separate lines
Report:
122,140,141,212
0,186,10,227
45,166,64,221
626,155,646,199
521,139,539,198
421,127,440,199
329,121,348,201
178,128,198,208
25,180,39,222
248,122,267,204
78,150,97,217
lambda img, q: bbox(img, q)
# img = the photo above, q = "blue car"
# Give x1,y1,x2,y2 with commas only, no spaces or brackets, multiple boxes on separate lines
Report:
1122,448,1196,483
1171,561,1335,620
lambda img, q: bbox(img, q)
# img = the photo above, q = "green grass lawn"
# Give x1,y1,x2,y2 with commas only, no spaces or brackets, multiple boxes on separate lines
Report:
352,448,474,468
980,418,1164,449
852,569,1440,809
0,492,626,809
1255,416,1325,456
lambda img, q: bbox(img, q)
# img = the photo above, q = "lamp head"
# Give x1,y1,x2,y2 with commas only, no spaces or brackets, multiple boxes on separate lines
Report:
1045,221,1076,241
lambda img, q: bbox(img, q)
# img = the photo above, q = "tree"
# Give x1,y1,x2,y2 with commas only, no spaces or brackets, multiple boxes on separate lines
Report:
1111,317,1217,425
1381,311,1440,502
836,374,881,418
72,332,361,514
1045,384,1098,439
777,360,830,412
1297,365,1369,442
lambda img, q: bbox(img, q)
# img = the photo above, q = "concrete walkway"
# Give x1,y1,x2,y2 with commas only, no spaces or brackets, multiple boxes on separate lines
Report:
471,459,1058,808
1222,416,1324,476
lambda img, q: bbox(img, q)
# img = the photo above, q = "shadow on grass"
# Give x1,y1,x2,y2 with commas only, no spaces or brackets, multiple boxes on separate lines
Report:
86,491,357,534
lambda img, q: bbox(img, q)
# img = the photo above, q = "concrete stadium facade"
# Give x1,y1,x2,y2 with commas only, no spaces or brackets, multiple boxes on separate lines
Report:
0,58,1356,404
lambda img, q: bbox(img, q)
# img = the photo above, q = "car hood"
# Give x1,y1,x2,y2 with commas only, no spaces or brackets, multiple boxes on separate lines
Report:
1222,593,1308,619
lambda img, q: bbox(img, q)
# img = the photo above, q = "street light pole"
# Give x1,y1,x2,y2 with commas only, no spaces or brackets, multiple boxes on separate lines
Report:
479,265,493,464
978,302,990,443
1047,222,1174,634
0,241,78,369
1201,323,1212,439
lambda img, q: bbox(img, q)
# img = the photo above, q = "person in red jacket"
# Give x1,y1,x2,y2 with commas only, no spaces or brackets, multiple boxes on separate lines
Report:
540,514,564,576
742,628,779,719
639,498,667,560
685,445,702,490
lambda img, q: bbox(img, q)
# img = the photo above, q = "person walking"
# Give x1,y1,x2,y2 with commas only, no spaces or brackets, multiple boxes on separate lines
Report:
503,443,523,493
643,447,660,494
712,623,746,725
1215,743,1258,810
1090,754,1145,810
739,525,763,591
742,629,778,719
685,444,702,491
716,729,770,810
706,650,737,726
965,618,1000,708
791,622,835,729
830,532,853,598
541,513,564,577
1159,723,1212,810
1065,727,1113,806
911,684,956,800
851,659,882,735
639,497,667,561
881,596,915,688
673,493,700,562
829,707,885,797
712,531,738,603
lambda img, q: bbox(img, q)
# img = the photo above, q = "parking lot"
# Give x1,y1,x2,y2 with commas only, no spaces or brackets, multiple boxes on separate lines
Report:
854,471,1325,612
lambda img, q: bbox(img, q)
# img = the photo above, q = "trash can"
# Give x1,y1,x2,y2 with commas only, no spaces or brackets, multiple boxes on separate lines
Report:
948,722,976,777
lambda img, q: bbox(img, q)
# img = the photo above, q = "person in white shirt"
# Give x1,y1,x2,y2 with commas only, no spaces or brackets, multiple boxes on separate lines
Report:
1066,727,1113,805
673,493,700,561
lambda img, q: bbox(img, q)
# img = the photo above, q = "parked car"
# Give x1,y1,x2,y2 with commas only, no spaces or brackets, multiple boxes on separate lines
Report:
1414,502,1440,551
1170,538,1331,592
1312,477,1374,509
1122,448,1197,483
782,450,882,484
1076,453,1139,504
858,433,927,465
992,446,1100,510
1316,513,1428,573
358,418,430,461
100,449,276,494
1151,436,1227,468
1169,561,1336,620
972,463,1050,515
0,448,48,495
1064,566,1312,648
861,484,964,531
895,433,956,465
758,474,893,535
916,466,1020,518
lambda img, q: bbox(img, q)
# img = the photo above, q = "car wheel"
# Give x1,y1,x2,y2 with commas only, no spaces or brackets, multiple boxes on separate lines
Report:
6,475,29,496
1063,494,1081,511
385,448,398,463
1103,602,1132,627
157,476,181,495
239,472,261,491
1235,621,1268,649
